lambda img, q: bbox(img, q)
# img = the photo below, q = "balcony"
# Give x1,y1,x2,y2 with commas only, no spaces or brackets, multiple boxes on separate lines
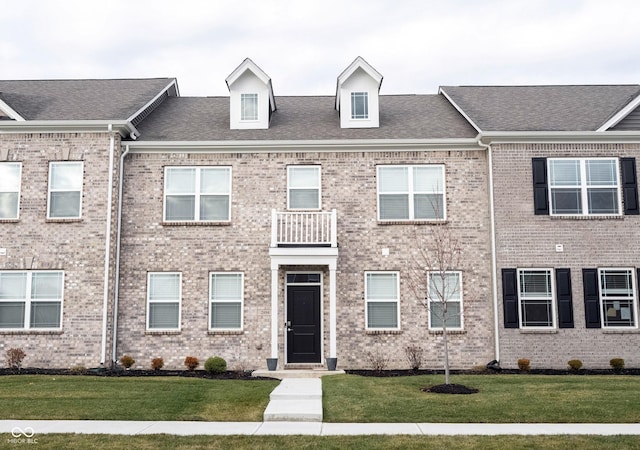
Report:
270,209,337,248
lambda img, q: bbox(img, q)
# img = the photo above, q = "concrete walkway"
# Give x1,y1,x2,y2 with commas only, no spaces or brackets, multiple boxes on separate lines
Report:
2,420,640,436
263,378,323,422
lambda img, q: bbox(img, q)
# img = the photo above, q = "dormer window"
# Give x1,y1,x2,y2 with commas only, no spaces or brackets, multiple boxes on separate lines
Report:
241,93,258,121
351,92,368,119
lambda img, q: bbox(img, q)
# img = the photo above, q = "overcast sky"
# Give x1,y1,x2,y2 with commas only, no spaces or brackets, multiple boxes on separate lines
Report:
2,0,640,96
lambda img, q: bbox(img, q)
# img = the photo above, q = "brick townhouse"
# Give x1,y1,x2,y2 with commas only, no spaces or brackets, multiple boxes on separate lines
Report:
0,58,638,370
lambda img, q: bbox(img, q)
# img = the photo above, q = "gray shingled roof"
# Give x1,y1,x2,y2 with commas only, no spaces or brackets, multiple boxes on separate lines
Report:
0,79,175,121
441,85,640,132
133,95,477,141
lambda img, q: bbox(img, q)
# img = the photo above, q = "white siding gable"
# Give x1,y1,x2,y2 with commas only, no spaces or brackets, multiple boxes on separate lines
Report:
226,58,276,130
336,57,383,129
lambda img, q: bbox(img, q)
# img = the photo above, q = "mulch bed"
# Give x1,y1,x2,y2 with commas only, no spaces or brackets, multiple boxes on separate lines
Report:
421,383,479,394
0,367,270,380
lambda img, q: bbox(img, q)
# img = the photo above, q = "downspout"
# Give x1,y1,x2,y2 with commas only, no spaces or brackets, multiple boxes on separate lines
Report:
111,143,131,366
101,125,116,365
478,137,500,364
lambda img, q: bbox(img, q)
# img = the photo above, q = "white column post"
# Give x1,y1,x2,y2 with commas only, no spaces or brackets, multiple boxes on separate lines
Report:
329,263,337,358
270,264,279,359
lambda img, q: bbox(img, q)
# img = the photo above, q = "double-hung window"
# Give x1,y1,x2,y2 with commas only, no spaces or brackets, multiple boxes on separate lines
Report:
427,271,463,330
0,271,64,329
210,272,243,330
241,93,258,121
599,268,637,328
0,162,21,219
517,269,555,328
378,165,445,221
548,158,621,215
147,272,181,330
287,166,321,210
48,162,83,219
164,167,231,222
351,92,368,119
365,272,400,330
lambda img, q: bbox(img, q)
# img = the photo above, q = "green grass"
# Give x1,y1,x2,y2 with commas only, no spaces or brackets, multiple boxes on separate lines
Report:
322,374,640,423
10,434,640,450
0,376,278,421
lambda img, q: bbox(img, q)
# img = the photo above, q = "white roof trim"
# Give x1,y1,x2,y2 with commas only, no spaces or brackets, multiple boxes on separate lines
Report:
0,98,25,121
125,79,179,124
479,130,640,144
438,87,482,134
597,92,640,131
225,58,276,112
335,56,383,110
0,120,136,136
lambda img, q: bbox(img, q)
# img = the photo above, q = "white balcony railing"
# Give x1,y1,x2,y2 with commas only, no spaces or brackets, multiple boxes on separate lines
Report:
271,209,337,247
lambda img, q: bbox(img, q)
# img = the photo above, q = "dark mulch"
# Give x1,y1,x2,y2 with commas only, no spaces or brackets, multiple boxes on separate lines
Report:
0,367,272,380
421,383,479,394
345,368,640,377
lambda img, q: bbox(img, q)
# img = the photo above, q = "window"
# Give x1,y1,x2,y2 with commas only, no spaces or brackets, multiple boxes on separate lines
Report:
518,269,555,328
48,162,83,219
241,93,258,121
147,273,181,330
378,165,445,221
0,162,21,219
548,158,620,215
287,166,321,209
599,268,637,328
164,167,231,222
428,271,463,330
0,271,63,329
365,272,399,329
351,92,368,119
210,273,243,330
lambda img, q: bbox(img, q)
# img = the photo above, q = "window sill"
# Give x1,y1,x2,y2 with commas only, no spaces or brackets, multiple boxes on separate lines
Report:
208,330,244,335
161,221,231,227
519,329,558,334
377,220,448,226
0,330,63,335
602,329,640,334
0,219,19,223
46,218,83,223
145,330,181,336
428,329,466,335
365,329,402,335
549,215,623,221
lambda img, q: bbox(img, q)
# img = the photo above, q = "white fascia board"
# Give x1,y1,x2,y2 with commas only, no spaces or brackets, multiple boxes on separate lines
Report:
125,79,179,123
438,87,482,133
0,98,25,121
125,138,482,153
225,58,271,88
597,93,640,131
0,120,135,136
479,130,640,144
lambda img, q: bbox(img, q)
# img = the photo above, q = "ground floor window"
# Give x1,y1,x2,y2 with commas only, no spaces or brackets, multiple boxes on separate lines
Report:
518,269,555,328
427,271,463,330
365,271,399,330
0,271,63,329
147,272,181,330
209,272,243,330
599,268,637,328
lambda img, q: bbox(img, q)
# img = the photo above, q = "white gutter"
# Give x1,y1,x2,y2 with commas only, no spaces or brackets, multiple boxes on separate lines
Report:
478,130,640,144
101,124,116,365
111,144,131,365
0,120,138,137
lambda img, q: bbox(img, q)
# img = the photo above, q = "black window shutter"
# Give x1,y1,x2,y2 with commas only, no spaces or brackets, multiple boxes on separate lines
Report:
621,157,639,215
532,158,549,215
555,268,574,328
502,269,519,328
582,268,601,328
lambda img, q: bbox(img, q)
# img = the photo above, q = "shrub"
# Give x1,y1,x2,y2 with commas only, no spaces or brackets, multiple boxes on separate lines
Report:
184,356,199,371
567,359,583,371
5,348,26,369
151,357,164,371
366,348,389,373
517,358,531,372
204,356,227,374
610,358,625,370
120,354,135,369
70,365,87,374
404,345,424,371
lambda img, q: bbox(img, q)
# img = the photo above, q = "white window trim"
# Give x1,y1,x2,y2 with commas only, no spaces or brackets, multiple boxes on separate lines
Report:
287,165,321,210
351,91,369,120
598,267,638,329
427,271,464,331
364,271,401,331
146,272,182,331
47,161,83,219
377,165,446,221
163,166,232,222
516,268,556,329
240,93,259,121
0,162,21,220
548,157,622,216
209,272,244,331
0,270,64,330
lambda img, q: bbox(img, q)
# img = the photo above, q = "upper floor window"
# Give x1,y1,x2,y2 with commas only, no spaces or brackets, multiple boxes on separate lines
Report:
518,269,555,328
599,268,637,328
48,162,83,219
287,166,321,210
147,272,181,330
428,271,463,330
365,271,400,330
0,270,64,329
241,93,258,121
377,165,445,221
164,167,231,222
548,158,621,215
351,92,368,119
0,162,21,219
210,272,243,331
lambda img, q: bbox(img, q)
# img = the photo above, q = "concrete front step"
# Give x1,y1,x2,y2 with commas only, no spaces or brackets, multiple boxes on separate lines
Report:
252,369,345,380
263,378,324,422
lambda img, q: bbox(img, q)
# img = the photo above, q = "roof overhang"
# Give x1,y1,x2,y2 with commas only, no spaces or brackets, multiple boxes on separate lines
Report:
479,130,640,145
0,120,139,137
0,97,25,121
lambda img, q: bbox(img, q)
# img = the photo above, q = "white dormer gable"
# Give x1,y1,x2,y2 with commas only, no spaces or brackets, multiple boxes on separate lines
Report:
226,58,276,130
335,56,383,129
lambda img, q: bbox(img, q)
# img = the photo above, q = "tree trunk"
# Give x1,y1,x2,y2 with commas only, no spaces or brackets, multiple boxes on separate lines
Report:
443,325,450,385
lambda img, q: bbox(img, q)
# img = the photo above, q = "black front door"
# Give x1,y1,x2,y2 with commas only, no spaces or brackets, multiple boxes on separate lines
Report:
287,284,321,363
